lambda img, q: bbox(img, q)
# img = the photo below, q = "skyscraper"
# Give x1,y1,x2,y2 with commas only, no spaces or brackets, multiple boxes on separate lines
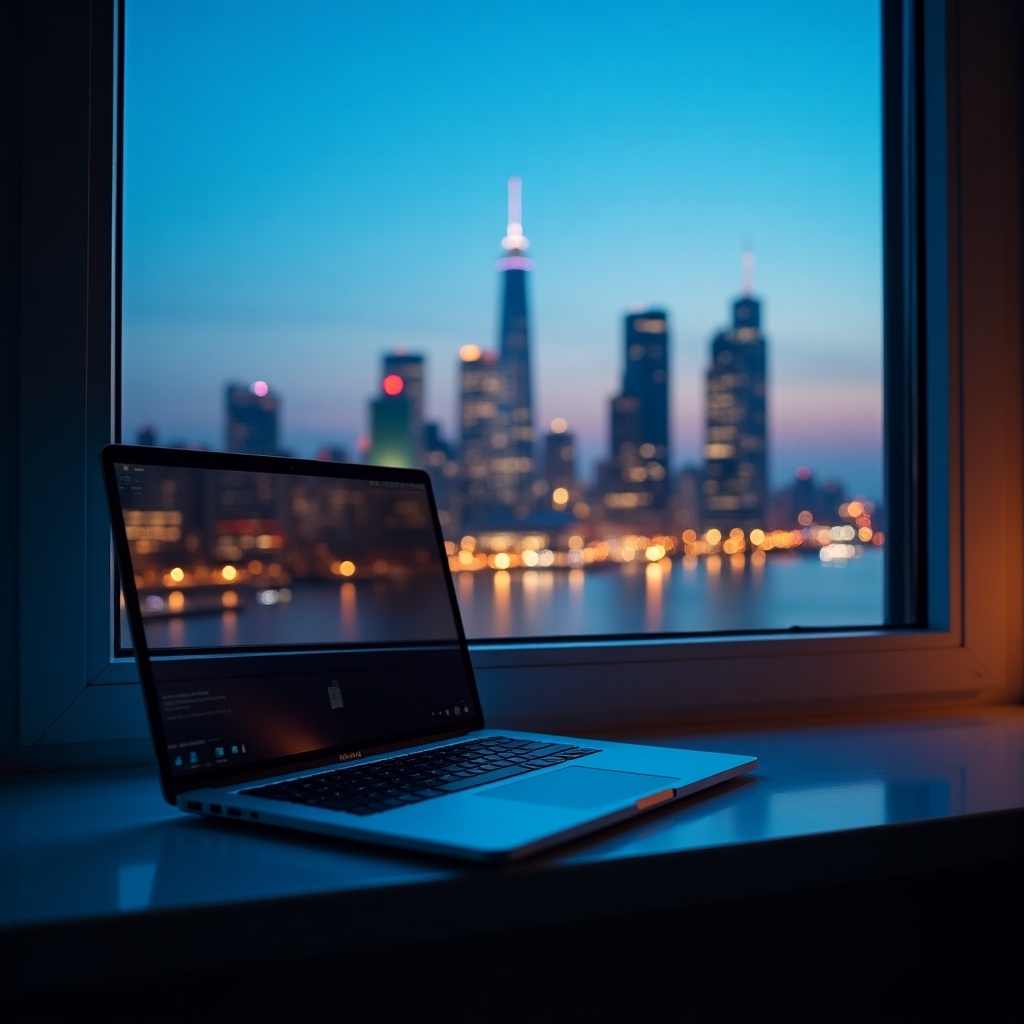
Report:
492,175,536,516
225,381,280,455
456,344,503,526
383,351,425,466
367,370,414,468
701,255,768,533
599,309,671,515
541,418,576,506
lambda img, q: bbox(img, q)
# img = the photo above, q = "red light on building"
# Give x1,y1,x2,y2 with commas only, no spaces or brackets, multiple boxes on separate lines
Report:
382,374,404,396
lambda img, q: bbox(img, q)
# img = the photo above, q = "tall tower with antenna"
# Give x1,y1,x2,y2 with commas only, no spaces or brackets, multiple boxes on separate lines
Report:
491,175,536,517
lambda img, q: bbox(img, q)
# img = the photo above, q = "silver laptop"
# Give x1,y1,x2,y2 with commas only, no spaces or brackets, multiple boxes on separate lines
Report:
101,443,757,862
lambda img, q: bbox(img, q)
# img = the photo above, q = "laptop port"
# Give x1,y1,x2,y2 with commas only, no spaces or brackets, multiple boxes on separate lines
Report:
186,800,201,812
227,807,241,817
209,803,222,814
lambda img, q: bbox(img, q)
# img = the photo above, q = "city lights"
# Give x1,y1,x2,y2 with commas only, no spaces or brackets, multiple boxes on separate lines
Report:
129,182,884,589
125,180,885,639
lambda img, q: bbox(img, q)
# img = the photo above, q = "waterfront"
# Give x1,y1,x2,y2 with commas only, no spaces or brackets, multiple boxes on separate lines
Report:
135,547,884,648
456,548,884,639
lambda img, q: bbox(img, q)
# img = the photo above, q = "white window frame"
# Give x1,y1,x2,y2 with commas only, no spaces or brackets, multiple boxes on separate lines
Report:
4,0,1021,771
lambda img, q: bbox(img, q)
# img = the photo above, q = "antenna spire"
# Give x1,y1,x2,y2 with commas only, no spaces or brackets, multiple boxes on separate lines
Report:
741,240,755,296
501,176,529,252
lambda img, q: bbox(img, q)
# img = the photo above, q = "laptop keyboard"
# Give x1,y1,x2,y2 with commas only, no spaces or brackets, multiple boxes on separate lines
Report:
241,735,602,816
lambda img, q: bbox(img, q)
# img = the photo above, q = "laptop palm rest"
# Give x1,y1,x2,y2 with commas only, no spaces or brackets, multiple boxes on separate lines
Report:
472,767,678,809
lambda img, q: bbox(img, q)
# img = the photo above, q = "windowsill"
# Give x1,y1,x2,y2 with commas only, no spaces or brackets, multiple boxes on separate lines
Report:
3,703,1022,1017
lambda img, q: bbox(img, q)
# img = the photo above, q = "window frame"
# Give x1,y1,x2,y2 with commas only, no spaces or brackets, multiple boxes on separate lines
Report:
4,0,1021,771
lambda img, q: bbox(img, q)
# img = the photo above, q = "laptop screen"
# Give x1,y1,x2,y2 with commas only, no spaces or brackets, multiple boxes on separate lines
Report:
104,446,483,788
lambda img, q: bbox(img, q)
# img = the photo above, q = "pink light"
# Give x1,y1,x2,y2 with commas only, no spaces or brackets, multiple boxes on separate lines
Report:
796,466,812,480
382,374,404,396
252,380,269,397
495,256,535,271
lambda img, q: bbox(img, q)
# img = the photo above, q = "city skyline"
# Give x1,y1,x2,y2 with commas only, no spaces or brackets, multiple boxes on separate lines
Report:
121,0,883,499
216,281,862,542
136,242,872,515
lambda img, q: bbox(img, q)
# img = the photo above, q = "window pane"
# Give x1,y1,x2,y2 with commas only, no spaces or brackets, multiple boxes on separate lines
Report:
121,0,883,641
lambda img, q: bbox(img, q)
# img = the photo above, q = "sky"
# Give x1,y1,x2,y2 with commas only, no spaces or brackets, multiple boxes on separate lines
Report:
121,0,883,499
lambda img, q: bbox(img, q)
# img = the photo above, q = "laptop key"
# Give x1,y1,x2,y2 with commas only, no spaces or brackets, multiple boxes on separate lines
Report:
436,762,534,792
241,737,603,814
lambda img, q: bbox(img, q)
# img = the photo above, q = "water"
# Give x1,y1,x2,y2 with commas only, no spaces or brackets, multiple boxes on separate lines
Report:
134,548,884,648
456,548,884,639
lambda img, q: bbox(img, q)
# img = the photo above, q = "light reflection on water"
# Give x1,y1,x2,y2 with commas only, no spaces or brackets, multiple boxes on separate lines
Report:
456,548,883,638
132,548,883,648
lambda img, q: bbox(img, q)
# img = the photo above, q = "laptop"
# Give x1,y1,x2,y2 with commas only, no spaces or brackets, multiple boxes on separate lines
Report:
101,443,757,862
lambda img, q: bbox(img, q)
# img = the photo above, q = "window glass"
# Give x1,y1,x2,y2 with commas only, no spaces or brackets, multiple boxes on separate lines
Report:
122,0,883,641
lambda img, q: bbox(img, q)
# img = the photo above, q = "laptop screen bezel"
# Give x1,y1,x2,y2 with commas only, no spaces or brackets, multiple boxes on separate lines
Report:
100,443,486,802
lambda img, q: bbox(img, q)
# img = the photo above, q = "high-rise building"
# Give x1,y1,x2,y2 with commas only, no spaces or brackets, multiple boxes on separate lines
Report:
701,256,768,533
367,370,414,468
456,344,503,525
421,421,455,526
600,309,671,514
492,175,536,515
383,351,425,466
541,418,576,506
225,381,279,455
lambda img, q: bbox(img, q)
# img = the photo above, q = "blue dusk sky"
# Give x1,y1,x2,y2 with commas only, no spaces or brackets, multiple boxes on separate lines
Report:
121,0,883,498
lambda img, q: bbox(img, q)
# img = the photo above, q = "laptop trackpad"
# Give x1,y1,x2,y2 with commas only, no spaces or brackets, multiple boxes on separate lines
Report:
475,766,678,809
